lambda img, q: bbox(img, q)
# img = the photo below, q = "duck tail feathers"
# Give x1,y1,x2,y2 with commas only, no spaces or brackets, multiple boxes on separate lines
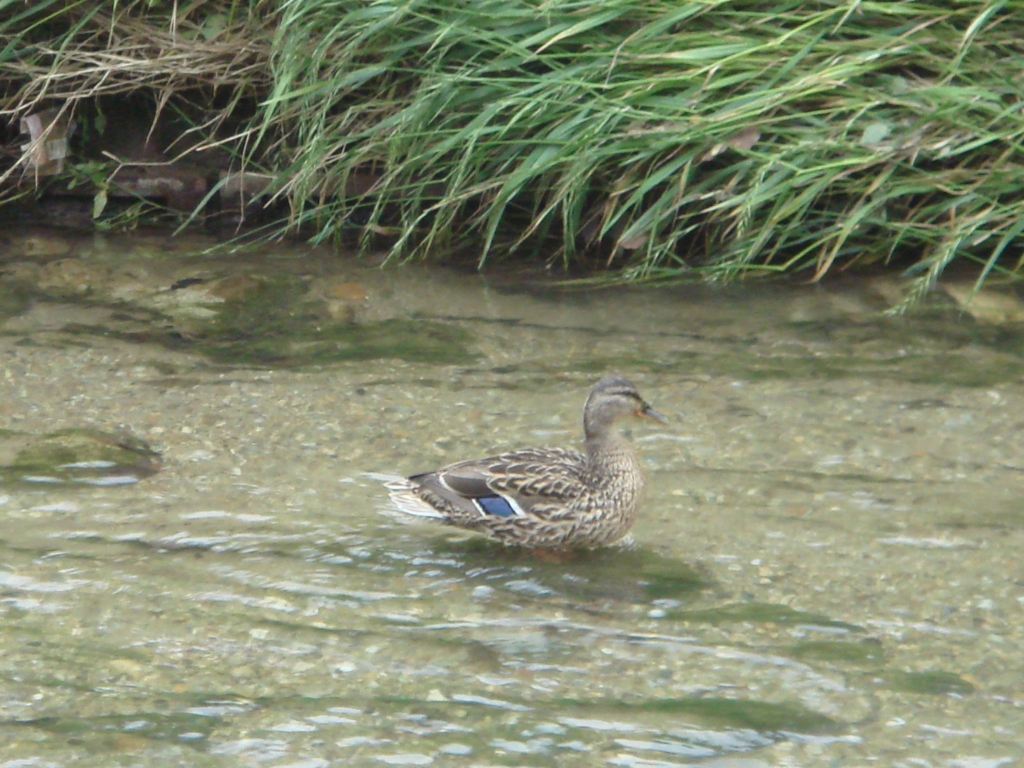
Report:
385,479,447,519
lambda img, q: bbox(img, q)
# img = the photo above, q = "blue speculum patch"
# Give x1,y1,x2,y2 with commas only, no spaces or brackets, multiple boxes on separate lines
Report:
476,495,517,517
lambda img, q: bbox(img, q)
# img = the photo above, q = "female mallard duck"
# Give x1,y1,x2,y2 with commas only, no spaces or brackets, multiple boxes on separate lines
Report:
386,376,666,548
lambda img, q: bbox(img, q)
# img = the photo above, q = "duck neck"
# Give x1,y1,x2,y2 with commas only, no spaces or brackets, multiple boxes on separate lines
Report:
583,421,625,462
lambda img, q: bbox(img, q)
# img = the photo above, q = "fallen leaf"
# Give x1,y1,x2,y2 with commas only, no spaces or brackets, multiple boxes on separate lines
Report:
618,232,647,250
699,126,761,162
727,125,761,151
861,121,891,147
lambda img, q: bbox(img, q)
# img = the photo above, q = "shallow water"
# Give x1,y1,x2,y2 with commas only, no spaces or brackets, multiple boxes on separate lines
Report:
1,228,1023,767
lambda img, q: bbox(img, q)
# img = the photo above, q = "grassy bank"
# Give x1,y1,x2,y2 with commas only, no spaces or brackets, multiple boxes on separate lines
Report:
2,0,1023,302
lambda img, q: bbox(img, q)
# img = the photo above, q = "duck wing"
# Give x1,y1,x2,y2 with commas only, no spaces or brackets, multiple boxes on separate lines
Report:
412,447,587,521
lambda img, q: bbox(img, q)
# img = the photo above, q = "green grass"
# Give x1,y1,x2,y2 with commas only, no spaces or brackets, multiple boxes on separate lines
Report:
259,0,1024,302
3,1,1024,303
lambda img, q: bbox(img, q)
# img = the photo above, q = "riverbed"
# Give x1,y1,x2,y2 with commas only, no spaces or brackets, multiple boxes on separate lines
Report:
1,227,1021,767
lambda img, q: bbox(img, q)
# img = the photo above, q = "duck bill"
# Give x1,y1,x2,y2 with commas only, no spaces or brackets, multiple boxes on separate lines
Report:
638,405,668,424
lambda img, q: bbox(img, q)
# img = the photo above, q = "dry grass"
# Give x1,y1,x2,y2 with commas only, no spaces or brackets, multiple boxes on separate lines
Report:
0,1,269,187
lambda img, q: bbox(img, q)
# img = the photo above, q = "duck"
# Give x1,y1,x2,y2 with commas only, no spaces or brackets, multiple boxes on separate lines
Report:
385,376,666,548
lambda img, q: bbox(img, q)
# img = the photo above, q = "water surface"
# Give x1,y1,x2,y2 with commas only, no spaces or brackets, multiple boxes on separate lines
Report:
1,228,1022,767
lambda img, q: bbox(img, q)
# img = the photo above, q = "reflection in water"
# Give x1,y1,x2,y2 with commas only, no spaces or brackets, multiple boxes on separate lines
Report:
0,228,1022,766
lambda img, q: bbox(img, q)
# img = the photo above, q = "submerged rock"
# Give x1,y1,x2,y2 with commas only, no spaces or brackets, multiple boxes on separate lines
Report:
2,243,477,369
0,428,162,486
941,281,1024,325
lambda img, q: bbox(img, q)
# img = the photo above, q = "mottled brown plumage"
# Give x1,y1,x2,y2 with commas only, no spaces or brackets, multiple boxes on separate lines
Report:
386,376,666,548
